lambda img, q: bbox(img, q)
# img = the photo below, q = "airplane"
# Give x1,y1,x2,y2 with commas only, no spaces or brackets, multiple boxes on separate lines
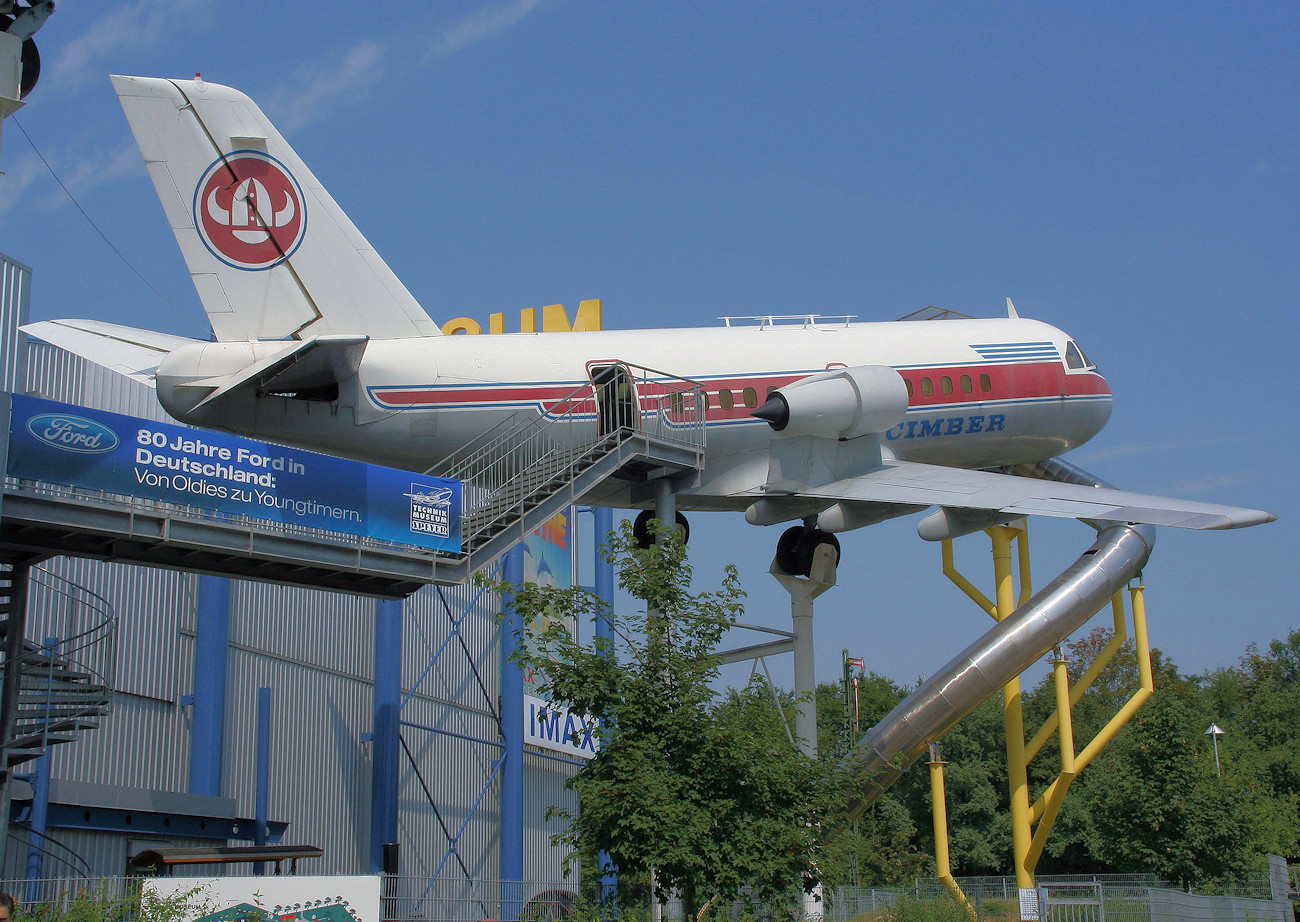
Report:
25,75,1276,574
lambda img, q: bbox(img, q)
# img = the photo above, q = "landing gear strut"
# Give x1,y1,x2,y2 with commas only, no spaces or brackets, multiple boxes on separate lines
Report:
774,525,840,578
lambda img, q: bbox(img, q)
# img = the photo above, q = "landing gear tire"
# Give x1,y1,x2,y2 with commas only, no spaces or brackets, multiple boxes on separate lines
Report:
0,16,41,99
776,526,805,575
632,509,690,549
775,526,841,577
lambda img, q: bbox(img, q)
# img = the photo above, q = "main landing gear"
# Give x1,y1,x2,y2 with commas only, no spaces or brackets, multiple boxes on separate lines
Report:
774,525,841,578
632,509,690,548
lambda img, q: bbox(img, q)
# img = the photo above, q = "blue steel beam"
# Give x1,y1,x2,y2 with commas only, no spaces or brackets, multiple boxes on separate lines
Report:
189,575,231,797
371,598,402,873
500,545,525,920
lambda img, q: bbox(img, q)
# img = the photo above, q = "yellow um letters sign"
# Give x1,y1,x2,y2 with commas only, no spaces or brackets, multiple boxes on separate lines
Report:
440,299,603,335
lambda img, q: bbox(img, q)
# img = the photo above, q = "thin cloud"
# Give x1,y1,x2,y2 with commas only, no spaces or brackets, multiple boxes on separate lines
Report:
0,150,47,214
49,0,211,93
424,0,550,62
1076,435,1235,464
1169,472,1258,497
265,41,389,134
260,0,552,132
0,138,140,215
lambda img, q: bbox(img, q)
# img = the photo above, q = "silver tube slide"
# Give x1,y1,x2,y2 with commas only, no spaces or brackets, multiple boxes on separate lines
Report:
841,459,1156,820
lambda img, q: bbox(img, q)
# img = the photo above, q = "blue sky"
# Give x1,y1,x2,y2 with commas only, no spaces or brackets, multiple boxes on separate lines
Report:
2,1,1296,692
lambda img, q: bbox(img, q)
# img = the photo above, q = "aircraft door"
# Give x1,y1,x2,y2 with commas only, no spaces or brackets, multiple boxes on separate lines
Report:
590,363,640,435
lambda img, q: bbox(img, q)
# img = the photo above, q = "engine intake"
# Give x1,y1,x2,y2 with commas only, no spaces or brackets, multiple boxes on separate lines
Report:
752,364,909,439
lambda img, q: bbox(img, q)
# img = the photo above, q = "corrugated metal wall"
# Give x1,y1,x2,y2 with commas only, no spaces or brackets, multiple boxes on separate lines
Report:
0,253,29,393
4,317,582,885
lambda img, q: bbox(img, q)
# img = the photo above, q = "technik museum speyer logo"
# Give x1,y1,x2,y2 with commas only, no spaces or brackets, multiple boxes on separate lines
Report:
407,484,454,538
195,151,307,270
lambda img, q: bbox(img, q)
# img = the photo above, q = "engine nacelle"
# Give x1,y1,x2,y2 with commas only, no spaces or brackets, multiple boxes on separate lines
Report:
154,341,263,418
752,364,909,440
917,506,1019,541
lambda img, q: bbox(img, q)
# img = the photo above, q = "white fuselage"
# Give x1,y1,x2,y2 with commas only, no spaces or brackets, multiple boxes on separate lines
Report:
158,316,1112,512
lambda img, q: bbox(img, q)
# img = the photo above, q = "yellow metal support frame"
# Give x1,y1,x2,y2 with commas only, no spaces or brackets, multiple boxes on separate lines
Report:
927,743,978,922
936,521,1154,915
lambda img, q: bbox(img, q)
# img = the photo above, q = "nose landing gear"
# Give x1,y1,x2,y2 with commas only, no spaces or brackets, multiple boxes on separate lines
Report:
774,525,841,578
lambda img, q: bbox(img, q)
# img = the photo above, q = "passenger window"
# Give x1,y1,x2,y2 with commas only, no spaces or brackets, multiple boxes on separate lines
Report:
905,378,914,398
743,387,758,408
767,385,778,397
719,389,735,410
940,376,953,395
960,374,973,394
1065,341,1086,370
920,377,934,396
980,374,992,393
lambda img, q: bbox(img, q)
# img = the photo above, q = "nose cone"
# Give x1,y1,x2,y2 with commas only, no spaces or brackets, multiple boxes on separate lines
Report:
1068,372,1113,449
752,394,790,430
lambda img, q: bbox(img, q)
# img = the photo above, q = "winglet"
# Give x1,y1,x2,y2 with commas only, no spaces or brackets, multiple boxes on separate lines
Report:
1006,297,1019,319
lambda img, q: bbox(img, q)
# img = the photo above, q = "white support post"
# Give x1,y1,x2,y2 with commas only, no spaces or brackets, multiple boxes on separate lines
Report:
770,544,837,920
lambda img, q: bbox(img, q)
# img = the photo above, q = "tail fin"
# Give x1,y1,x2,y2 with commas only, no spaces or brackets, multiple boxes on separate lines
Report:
112,75,441,342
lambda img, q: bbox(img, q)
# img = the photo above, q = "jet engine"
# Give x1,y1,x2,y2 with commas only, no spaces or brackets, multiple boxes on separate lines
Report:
155,341,261,418
752,364,909,440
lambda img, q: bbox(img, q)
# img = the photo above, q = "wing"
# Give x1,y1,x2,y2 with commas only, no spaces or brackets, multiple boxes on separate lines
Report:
791,458,1274,531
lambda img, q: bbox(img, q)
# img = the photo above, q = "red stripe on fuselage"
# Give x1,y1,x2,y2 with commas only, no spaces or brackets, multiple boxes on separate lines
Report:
367,362,1109,417
899,362,1109,409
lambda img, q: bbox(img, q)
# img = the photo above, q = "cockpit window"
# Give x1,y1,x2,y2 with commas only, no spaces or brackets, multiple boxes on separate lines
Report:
1064,341,1099,371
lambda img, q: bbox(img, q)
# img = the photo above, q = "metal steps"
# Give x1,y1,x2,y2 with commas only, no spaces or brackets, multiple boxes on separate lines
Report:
431,363,707,582
0,564,116,769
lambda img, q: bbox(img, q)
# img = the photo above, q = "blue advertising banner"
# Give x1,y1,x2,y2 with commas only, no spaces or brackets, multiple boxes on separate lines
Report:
7,394,461,553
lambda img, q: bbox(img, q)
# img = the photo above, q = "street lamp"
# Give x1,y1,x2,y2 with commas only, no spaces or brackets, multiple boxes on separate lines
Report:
1204,723,1225,776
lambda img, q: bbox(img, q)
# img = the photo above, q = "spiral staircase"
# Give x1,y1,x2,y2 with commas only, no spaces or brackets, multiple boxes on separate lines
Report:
0,561,116,770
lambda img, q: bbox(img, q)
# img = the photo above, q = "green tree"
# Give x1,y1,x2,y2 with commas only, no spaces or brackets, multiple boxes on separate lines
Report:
816,673,927,886
1082,686,1258,886
490,520,829,915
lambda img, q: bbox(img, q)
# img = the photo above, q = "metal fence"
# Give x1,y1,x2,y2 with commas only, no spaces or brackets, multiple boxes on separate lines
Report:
829,875,1294,922
0,873,1293,921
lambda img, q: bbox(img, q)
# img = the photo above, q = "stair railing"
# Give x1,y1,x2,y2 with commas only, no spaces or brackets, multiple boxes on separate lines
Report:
2,565,117,757
22,565,118,690
429,363,706,556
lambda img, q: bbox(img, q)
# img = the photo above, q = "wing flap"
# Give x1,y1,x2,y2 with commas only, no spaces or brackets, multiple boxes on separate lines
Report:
785,459,1275,531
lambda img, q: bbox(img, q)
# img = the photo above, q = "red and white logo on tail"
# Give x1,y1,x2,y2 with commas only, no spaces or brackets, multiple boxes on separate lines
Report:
194,151,306,270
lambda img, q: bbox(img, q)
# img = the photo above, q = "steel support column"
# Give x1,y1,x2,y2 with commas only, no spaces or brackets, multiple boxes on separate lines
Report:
591,506,617,902
371,598,403,873
254,686,271,875
22,749,50,899
189,575,231,797
500,545,525,919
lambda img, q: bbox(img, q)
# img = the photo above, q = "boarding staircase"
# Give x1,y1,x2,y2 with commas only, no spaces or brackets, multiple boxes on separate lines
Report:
430,362,708,580
0,563,116,769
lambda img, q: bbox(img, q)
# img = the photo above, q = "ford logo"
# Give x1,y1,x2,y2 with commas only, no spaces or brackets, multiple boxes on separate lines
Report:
27,413,120,454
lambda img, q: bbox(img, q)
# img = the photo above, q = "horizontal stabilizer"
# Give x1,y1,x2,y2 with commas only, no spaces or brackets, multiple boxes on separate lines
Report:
777,458,1276,533
22,319,201,386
